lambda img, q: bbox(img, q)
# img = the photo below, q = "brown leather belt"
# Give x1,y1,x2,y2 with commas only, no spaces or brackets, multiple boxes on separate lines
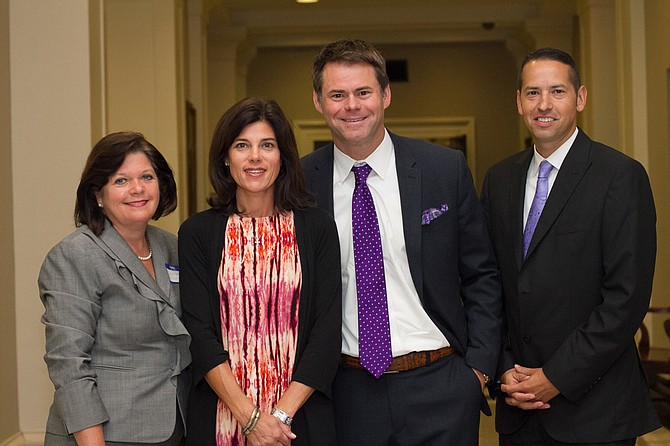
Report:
340,346,455,373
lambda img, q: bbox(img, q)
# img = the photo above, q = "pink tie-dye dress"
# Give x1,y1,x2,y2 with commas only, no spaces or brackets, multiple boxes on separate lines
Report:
215,212,301,445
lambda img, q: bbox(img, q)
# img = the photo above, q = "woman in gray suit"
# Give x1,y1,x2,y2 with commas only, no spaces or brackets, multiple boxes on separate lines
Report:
38,132,191,445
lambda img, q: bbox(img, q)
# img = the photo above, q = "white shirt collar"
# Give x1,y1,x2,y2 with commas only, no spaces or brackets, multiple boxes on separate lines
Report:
529,127,579,174
333,129,394,183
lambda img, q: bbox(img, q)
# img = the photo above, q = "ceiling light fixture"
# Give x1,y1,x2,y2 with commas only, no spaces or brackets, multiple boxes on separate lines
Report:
296,0,319,3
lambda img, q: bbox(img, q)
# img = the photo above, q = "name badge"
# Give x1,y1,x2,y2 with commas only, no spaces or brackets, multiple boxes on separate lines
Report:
165,264,179,284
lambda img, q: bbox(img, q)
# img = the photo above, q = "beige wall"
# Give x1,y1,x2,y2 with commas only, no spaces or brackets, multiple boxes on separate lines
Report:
645,1,670,340
381,42,520,188
10,0,94,441
104,0,187,232
3,1,187,444
0,0,20,443
578,0,620,150
245,42,520,191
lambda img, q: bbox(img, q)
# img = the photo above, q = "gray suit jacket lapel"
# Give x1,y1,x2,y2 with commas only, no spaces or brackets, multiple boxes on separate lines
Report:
146,226,179,309
96,221,174,308
523,130,591,262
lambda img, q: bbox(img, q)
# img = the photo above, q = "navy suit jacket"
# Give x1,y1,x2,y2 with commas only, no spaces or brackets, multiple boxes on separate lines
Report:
301,131,502,399
481,129,660,442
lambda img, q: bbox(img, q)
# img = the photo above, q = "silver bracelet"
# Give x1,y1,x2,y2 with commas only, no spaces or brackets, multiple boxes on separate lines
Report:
271,407,293,426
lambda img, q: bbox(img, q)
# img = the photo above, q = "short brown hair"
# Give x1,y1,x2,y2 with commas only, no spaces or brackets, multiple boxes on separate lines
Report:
208,96,315,215
519,47,582,93
312,39,389,100
75,131,177,236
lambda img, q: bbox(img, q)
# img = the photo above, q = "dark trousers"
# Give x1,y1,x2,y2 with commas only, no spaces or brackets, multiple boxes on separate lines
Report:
332,353,483,446
498,412,636,446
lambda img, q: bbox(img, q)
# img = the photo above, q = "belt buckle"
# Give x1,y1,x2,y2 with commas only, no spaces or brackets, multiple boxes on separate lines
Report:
383,369,399,374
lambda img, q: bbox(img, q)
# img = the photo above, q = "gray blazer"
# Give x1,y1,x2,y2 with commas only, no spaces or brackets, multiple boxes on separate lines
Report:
38,221,191,443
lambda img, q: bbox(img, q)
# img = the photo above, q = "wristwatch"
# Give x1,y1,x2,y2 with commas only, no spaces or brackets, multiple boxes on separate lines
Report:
271,407,293,426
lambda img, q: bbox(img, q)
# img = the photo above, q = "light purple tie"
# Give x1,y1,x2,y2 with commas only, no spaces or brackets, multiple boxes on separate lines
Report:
352,164,392,378
523,160,553,257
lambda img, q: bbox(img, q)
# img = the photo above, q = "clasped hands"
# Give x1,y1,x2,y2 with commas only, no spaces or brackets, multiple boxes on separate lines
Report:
500,364,559,410
246,411,296,446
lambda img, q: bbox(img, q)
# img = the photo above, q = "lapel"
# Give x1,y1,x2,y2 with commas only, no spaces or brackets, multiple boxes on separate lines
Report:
523,130,591,262
390,133,424,296
512,150,533,270
307,145,335,216
96,221,175,308
146,226,179,308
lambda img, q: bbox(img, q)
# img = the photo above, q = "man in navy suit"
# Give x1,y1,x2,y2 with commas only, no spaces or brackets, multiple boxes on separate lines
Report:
301,39,502,445
481,47,660,445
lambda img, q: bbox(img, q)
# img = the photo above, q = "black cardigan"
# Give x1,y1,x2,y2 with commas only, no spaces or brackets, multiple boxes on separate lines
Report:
179,207,341,445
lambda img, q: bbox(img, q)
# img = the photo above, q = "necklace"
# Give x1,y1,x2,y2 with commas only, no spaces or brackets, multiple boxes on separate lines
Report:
137,235,152,261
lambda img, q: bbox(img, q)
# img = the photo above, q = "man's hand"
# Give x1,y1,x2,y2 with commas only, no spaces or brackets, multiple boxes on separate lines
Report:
500,364,558,410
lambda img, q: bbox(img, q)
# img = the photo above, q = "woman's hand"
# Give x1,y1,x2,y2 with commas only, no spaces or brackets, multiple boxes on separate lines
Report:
246,412,295,446
205,363,298,444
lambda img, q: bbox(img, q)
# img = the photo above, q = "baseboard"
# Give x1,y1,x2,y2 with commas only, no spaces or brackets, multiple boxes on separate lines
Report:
0,432,22,446
0,432,43,446
19,433,43,446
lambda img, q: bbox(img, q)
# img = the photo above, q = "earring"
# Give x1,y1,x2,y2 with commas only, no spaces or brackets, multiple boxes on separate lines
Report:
98,202,103,208
224,161,229,167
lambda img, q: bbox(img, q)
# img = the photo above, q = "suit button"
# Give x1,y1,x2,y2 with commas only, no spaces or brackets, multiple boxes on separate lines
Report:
523,336,531,343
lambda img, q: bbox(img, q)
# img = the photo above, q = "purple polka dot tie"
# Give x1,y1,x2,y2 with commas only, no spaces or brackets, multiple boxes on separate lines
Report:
352,164,392,378
523,160,553,257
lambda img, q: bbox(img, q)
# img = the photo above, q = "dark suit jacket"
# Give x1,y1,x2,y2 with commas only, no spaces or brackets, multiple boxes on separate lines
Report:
480,129,660,442
301,131,502,403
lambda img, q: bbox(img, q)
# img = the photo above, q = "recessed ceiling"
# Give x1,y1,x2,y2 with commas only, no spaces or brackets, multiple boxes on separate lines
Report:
216,0,538,11
205,0,573,51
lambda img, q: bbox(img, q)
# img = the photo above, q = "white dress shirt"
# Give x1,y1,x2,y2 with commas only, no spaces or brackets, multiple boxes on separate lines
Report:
523,128,579,230
333,130,449,357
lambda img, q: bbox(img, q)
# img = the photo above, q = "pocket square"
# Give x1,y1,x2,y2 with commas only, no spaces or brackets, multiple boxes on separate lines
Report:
421,204,449,225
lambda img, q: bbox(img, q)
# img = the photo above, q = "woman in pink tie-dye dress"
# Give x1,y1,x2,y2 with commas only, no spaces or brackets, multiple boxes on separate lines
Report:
180,97,341,446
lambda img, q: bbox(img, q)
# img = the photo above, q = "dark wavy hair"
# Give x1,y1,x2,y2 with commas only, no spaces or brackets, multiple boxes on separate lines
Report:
518,47,582,93
208,96,315,215
312,39,389,101
75,131,177,236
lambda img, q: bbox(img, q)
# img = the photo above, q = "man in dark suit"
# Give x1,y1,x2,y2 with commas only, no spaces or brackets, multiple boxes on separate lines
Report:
301,39,502,445
481,47,660,445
